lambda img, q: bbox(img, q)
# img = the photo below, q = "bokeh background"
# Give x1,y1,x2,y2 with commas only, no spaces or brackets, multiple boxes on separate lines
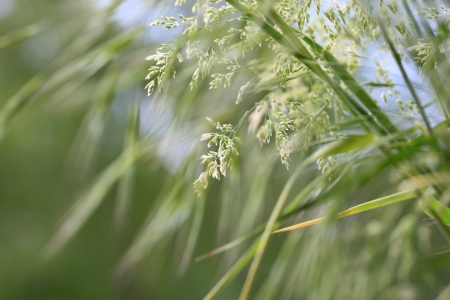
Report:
0,0,276,298
2,0,450,299
0,0,218,299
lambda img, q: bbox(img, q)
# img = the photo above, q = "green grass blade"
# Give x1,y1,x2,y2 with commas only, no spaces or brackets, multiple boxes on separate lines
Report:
204,239,260,300
307,134,376,164
400,172,450,191
379,24,432,133
0,23,46,50
44,142,150,257
195,230,259,261
0,75,45,139
420,196,450,226
178,196,205,275
282,163,354,216
238,164,305,300
42,28,143,94
114,101,140,230
70,66,122,178
115,175,196,276
274,190,418,233
426,205,450,243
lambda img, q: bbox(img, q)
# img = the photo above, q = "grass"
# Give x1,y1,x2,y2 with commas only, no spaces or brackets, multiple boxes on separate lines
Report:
3,0,450,299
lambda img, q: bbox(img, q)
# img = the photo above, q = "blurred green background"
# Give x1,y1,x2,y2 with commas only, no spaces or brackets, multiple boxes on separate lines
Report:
0,0,262,298
2,1,450,299
0,0,211,299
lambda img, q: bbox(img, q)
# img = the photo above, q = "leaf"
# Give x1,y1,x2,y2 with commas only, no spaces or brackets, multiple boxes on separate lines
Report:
274,190,418,233
307,134,377,164
419,196,450,226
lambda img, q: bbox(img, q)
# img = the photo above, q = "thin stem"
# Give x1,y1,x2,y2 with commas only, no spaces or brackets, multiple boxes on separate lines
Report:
379,24,433,134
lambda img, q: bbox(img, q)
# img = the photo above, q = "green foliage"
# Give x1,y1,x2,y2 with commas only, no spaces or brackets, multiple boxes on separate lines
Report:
144,0,450,298
4,0,450,299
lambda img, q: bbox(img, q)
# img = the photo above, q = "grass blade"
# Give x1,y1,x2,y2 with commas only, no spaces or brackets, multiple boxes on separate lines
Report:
274,190,418,233
307,134,376,164
44,142,149,257
238,164,304,300
69,66,122,178
115,181,193,276
0,75,44,139
204,239,260,300
178,196,205,275
420,196,450,226
114,101,140,230
0,23,46,50
379,23,432,133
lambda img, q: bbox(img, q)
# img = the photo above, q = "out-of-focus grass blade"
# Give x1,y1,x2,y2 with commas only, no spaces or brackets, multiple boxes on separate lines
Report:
0,24,46,50
254,232,303,300
0,75,45,139
239,165,304,300
221,159,274,266
400,172,450,191
178,195,205,275
43,142,149,257
68,67,121,178
105,0,125,15
420,196,450,226
195,231,257,262
204,239,260,300
322,50,398,135
307,134,376,164
115,182,193,276
114,102,140,230
274,190,418,233
42,28,143,94
363,82,395,88
283,163,349,214
0,29,142,142
426,205,450,242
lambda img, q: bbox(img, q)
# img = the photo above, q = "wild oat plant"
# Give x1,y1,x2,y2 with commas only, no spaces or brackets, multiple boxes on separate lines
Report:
4,0,450,299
